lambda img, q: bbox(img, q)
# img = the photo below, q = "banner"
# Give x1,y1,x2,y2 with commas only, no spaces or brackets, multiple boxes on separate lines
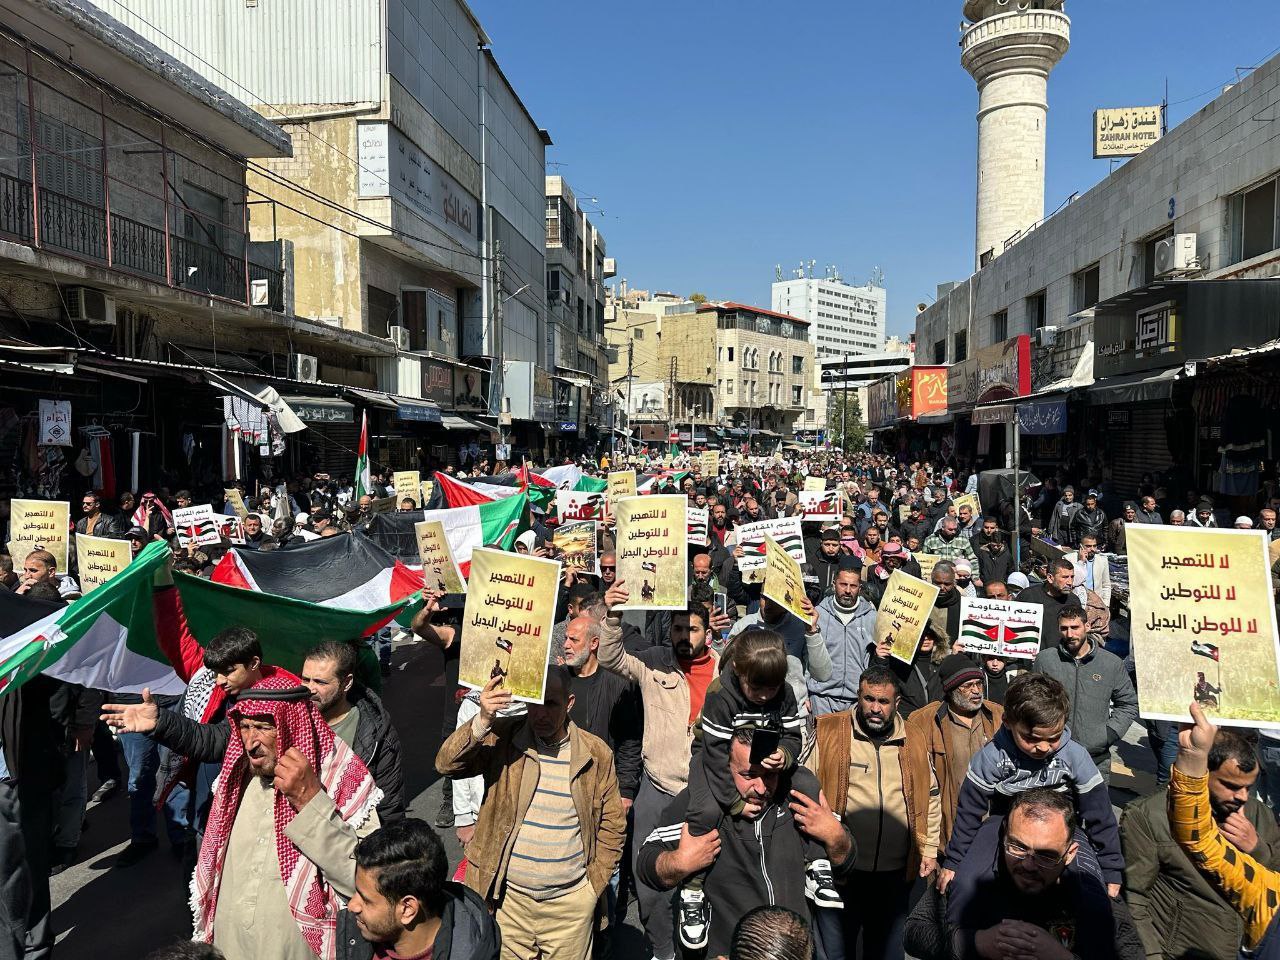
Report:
1128,526,1280,728
223,488,249,519
959,596,1043,660
553,520,599,576
607,471,636,511
952,492,981,518
614,495,688,610
215,514,245,545
804,476,827,492
914,553,942,582
74,533,131,594
875,569,940,664
687,506,709,547
394,470,422,507
763,534,808,622
38,399,72,446
459,548,560,704
557,489,608,522
173,504,221,548
9,499,69,572
701,450,720,477
898,504,911,525
797,490,843,522
414,519,466,594
736,517,806,579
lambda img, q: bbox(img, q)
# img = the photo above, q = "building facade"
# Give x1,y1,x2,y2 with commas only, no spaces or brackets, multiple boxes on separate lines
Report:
771,271,886,358
817,338,914,427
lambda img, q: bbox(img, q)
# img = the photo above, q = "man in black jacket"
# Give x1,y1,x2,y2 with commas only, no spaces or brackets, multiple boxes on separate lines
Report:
974,519,1014,587
73,491,124,539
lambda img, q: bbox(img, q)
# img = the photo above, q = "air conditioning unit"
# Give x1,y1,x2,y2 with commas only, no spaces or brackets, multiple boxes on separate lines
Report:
290,353,319,383
1034,325,1058,348
250,279,270,307
1155,233,1199,276
388,325,411,350
66,287,116,326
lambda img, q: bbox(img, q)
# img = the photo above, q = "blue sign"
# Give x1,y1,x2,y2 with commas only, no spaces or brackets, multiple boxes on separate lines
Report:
1017,399,1067,436
559,421,579,432
395,402,442,424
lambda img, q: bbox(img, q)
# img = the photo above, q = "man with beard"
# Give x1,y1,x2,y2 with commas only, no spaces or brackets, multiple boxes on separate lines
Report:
1047,485,1082,544
1122,729,1280,960
905,656,1003,851
1065,533,1111,608
810,560,882,716
342,818,499,960
861,540,911,607
931,560,964,645
923,517,978,566
975,518,1015,587
803,528,847,599
899,502,933,547
810,664,941,960
1017,558,1077,650
1070,491,1108,548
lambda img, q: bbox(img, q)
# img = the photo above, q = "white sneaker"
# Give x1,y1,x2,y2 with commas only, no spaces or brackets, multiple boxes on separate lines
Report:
805,858,843,908
677,887,711,950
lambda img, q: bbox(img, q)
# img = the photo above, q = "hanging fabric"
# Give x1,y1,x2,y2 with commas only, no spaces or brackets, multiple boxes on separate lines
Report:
130,430,140,494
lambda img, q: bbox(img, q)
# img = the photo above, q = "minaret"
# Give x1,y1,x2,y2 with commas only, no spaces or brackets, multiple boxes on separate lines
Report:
961,0,1070,270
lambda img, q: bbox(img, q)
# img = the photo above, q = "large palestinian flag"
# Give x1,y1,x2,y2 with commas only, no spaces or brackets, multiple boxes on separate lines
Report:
431,471,554,511
0,541,406,699
421,492,528,574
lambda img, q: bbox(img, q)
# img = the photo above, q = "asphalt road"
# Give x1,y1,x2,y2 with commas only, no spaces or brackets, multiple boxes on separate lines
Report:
50,636,1156,958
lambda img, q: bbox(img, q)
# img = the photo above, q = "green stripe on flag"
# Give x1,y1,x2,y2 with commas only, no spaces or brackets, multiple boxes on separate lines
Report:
574,476,608,493
481,492,530,550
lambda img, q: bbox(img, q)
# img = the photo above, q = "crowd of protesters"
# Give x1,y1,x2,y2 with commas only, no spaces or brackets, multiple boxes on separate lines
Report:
3,446,1280,959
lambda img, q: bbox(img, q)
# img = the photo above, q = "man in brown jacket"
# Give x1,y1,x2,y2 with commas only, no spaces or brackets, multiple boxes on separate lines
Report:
810,662,942,960
435,666,625,960
904,654,1003,852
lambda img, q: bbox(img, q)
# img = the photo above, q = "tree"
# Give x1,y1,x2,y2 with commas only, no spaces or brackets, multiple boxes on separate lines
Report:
828,391,867,452
689,292,708,304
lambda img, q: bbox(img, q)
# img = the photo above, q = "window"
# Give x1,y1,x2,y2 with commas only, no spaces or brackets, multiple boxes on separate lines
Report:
1144,230,1175,283
1075,263,1100,311
792,385,803,405
367,285,398,339
792,356,804,374
933,339,946,365
1027,290,1047,329
632,328,644,340
953,330,968,363
992,310,1008,342
727,380,734,395
727,347,734,362
1230,177,1279,264
400,289,427,350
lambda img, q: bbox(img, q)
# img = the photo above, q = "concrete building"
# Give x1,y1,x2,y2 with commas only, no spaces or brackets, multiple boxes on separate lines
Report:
92,0,559,464
961,0,1070,270
771,268,886,357
817,337,915,426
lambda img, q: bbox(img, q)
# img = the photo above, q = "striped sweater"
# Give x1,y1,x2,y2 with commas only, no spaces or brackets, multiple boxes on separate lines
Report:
505,736,586,901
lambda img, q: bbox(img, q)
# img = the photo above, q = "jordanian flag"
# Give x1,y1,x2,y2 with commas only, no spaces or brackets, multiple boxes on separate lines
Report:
0,542,407,699
961,617,1041,647
422,492,529,574
1191,641,1221,662
354,409,372,500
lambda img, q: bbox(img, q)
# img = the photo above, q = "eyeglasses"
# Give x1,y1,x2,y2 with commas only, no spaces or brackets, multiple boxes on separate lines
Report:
600,565,616,571
1003,837,1068,869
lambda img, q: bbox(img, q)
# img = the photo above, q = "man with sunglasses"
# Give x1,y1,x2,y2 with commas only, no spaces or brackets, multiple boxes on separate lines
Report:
74,491,124,538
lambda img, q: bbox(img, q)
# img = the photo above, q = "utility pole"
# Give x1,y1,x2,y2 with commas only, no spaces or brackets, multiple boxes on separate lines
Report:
493,239,505,451
668,356,678,455
625,338,634,454
841,351,850,451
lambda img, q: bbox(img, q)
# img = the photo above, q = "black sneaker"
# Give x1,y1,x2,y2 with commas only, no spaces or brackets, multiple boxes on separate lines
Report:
434,800,455,829
804,859,843,909
677,887,711,950
114,838,158,868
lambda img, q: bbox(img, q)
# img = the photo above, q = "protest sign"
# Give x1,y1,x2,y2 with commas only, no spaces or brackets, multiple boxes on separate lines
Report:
687,506,709,546
914,553,942,582
875,569,941,663
958,596,1043,659
607,470,637,505
763,534,808,622
371,496,397,514
553,520,599,576
414,519,467,594
952,492,981,518
39,399,71,446
223,488,249,518
9,499,69,572
557,489,608,522
614,495,688,610
215,514,245,545
701,450,720,477
898,504,911,525
420,481,435,506
797,490,843,522
74,533,131,594
459,548,560,703
1128,526,1280,728
173,504,221,548
804,476,827,492
393,470,422,507
736,517,806,579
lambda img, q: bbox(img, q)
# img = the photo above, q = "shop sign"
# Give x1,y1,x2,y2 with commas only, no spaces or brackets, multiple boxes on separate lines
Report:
396,402,442,424
972,404,1014,426
948,337,1031,409
1017,399,1068,436
910,366,949,419
1093,106,1162,159
560,421,579,433
867,376,898,429
421,359,454,406
291,400,354,424
452,367,489,414
1135,300,1178,359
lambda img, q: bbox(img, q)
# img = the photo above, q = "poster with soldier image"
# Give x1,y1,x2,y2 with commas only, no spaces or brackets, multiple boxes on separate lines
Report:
414,519,467,594
614,495,688,610
875,569,941,664
458,548,561,704
552,520,599,576
763,534,808,622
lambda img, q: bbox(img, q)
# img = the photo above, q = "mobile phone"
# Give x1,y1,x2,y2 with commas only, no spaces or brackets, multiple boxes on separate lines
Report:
749,727,781,765
714,592,728,618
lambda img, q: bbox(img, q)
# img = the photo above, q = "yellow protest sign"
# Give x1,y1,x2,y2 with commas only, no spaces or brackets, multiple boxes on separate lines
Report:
875,569,941,663
75,533,132,594
914,553,942,582
459,548,561,703
763,534,808,622
607,471,637,504
952,492,981,519
1129,526,1280,728
614,495,688,610
9,499,69,572
804,476,827,492
414,519,466,594
223,488,249,518
394,470,422,508
701,450,720,477
420,480,435,506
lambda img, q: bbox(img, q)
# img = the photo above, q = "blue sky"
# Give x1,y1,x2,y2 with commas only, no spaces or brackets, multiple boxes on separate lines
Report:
471,0,1280,340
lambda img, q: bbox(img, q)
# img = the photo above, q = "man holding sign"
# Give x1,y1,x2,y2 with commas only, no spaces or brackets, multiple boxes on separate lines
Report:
873,569,941,716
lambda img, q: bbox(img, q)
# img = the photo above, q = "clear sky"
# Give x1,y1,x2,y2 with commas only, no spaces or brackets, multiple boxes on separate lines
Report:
470,0,1280,340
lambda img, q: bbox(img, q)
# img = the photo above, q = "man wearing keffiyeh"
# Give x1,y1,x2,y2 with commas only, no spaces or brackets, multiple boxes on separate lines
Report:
191,674,382,960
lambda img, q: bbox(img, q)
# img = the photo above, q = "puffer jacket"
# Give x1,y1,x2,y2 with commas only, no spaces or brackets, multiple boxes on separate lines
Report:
348,684,406,821
1071,506,1108,545
809,595,877,716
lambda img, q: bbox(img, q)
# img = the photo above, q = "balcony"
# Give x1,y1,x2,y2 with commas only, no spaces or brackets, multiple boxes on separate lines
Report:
960,8,1070,84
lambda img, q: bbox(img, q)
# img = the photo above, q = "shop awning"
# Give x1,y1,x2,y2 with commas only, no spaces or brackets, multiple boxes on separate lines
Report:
394,400,442,424
917,412,953,425
1086,365,1184,405
553,373,592,389
439,412,489,431
346,387,399,411
283,396,355,424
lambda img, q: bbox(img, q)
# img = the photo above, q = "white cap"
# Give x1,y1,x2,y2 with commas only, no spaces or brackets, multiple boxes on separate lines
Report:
1007,572,1031,590
1235,516,1254,528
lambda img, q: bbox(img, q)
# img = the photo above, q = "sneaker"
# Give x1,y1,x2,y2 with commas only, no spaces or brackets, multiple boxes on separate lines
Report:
90,778,119,803
805,858,843,909
434,800,455,829
114,838,158,868
48,846,77,877
677,887,711,950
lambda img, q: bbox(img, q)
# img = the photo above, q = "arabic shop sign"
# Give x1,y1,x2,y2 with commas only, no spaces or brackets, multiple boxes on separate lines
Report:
1017,399,1067,436
971,404,1014,426
867,376,898,429
909,366,949,419
291,400,354,424
1094,106,1163,159
948,336,1032,409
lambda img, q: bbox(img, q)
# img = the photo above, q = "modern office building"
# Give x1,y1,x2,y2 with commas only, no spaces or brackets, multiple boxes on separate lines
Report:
771,269,886,358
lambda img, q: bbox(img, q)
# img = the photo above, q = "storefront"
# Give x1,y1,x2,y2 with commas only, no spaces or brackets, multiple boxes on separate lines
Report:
947,336,1032,467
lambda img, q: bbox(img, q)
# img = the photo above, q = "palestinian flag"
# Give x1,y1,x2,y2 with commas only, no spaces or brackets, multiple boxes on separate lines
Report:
961,617,1041,647
1191,641,1221,662
0,541,407,699
574,475,608,494
354,410,371,500
771,531,805,556
211,532,421,610
637,471,688,494
538,465,581,489
432,471,555,511
421,492,529,574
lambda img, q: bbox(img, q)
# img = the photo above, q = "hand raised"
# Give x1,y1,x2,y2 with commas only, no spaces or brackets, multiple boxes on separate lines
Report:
101,687,159,734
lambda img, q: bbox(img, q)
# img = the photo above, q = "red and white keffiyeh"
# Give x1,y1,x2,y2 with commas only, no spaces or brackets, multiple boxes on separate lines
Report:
132,491,174,530
191,675,381,960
